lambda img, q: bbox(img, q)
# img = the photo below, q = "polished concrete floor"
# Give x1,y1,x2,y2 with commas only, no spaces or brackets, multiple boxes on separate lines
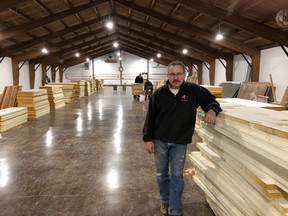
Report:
0,87,215,216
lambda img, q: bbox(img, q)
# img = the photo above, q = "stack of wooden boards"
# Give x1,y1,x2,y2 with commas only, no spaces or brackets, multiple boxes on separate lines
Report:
0,86,19,109
17,89,50,119
40,85,65,111
202,85,223,98
72,80,85,100
96,79,104,91
132,83,144,96
85,81,91,96
191,100,288,216
0,107,28,132
46,82,75,103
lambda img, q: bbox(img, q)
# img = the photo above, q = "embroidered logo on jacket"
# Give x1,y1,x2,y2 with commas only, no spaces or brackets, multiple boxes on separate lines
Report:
181,95,188,101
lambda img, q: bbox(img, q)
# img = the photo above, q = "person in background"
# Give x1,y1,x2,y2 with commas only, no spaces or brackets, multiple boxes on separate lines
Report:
142,61,222,216
144,79,153,101
134,73,144,84
134,73,144,98
45,75,51,84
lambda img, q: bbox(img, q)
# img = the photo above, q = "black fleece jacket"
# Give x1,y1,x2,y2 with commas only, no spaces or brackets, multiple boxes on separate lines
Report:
142,81,222,144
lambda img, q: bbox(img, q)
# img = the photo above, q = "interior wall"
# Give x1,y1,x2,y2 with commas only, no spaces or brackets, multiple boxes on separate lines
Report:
0,58,13,93
233,47,288,102
259,46,288,102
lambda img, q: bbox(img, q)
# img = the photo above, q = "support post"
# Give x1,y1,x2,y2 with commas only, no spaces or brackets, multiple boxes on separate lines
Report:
12,57,19,86
209,60,216,86
29,62,35,89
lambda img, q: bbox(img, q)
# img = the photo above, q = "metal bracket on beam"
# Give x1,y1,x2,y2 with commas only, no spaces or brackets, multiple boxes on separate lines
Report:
241,54,252,68
19,61,27,70
218,58,227,69
46,65,51,72
0,57,5,64
35,63,41,71
192,64,198,72
203,62,210,70
280,45,288,57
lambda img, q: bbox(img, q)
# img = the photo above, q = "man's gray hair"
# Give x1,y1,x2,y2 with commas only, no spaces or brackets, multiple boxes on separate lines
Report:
167,61,185,73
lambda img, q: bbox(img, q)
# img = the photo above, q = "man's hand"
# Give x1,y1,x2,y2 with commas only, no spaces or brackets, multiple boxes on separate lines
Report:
145,141,154,154
203,109,217,124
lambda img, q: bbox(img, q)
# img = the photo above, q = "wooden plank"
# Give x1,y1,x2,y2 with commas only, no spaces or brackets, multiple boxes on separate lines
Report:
218,98,286,111
217,106,288,139
196,125,288,194
281,86,288,106
190,151,280,215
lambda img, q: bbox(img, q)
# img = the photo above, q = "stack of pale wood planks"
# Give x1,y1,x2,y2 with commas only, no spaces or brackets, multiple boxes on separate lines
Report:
132,83,144,96
191,102,288,216
218,98,286,111
72,80,85,100
202,85,223,98
84,81,91,96
17,89,50,119
0,107,27,132
40,85,65,111
46,82,75,103
95,79,103,91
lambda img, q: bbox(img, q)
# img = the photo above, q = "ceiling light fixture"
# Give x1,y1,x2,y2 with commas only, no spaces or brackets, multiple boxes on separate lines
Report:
86,58,90,61
157,53,161,58
150,58,154,62
182,49,188,54
75,53,80,57
113,42,119,48
106,21,114,29
41,48,48,54
216,24,223,40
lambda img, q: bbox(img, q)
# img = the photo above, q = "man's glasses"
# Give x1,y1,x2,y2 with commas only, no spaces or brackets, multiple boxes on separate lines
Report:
168,72,185,78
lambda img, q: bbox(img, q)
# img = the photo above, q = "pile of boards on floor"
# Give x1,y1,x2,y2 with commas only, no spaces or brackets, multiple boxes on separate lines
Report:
190,99,288,216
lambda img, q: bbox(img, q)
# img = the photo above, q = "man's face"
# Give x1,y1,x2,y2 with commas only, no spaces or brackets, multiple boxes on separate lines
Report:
167,65,186,89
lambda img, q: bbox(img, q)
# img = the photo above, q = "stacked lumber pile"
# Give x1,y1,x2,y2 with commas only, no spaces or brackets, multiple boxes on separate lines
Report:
132,83,144,96
190,105,288,216
17,89,50,119
0,86,19,109
0,107,27,132
202,85,223,98
72,80,85,100
154,80,166,89
218,98,286,111
47,82,75,103
84,81,91,96
40,85,65,111
95,79,103,91
87,80,96,93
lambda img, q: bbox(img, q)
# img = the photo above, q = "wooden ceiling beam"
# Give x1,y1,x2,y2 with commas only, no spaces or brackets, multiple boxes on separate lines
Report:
31,33,117,65
119,25,214,62
119,35,201,65
114,0,257,56
121,47,170,66
121,45,171,65
176,0,288,47
0,15,109,57
0,1,25,12
0,0,107,41
117,14,230,60
61,48,115,68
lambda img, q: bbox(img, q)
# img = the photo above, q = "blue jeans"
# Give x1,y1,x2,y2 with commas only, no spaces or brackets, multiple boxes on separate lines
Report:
154,139,187,215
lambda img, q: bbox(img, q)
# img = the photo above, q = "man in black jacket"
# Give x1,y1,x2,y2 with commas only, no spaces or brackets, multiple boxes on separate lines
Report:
142,61,222,216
